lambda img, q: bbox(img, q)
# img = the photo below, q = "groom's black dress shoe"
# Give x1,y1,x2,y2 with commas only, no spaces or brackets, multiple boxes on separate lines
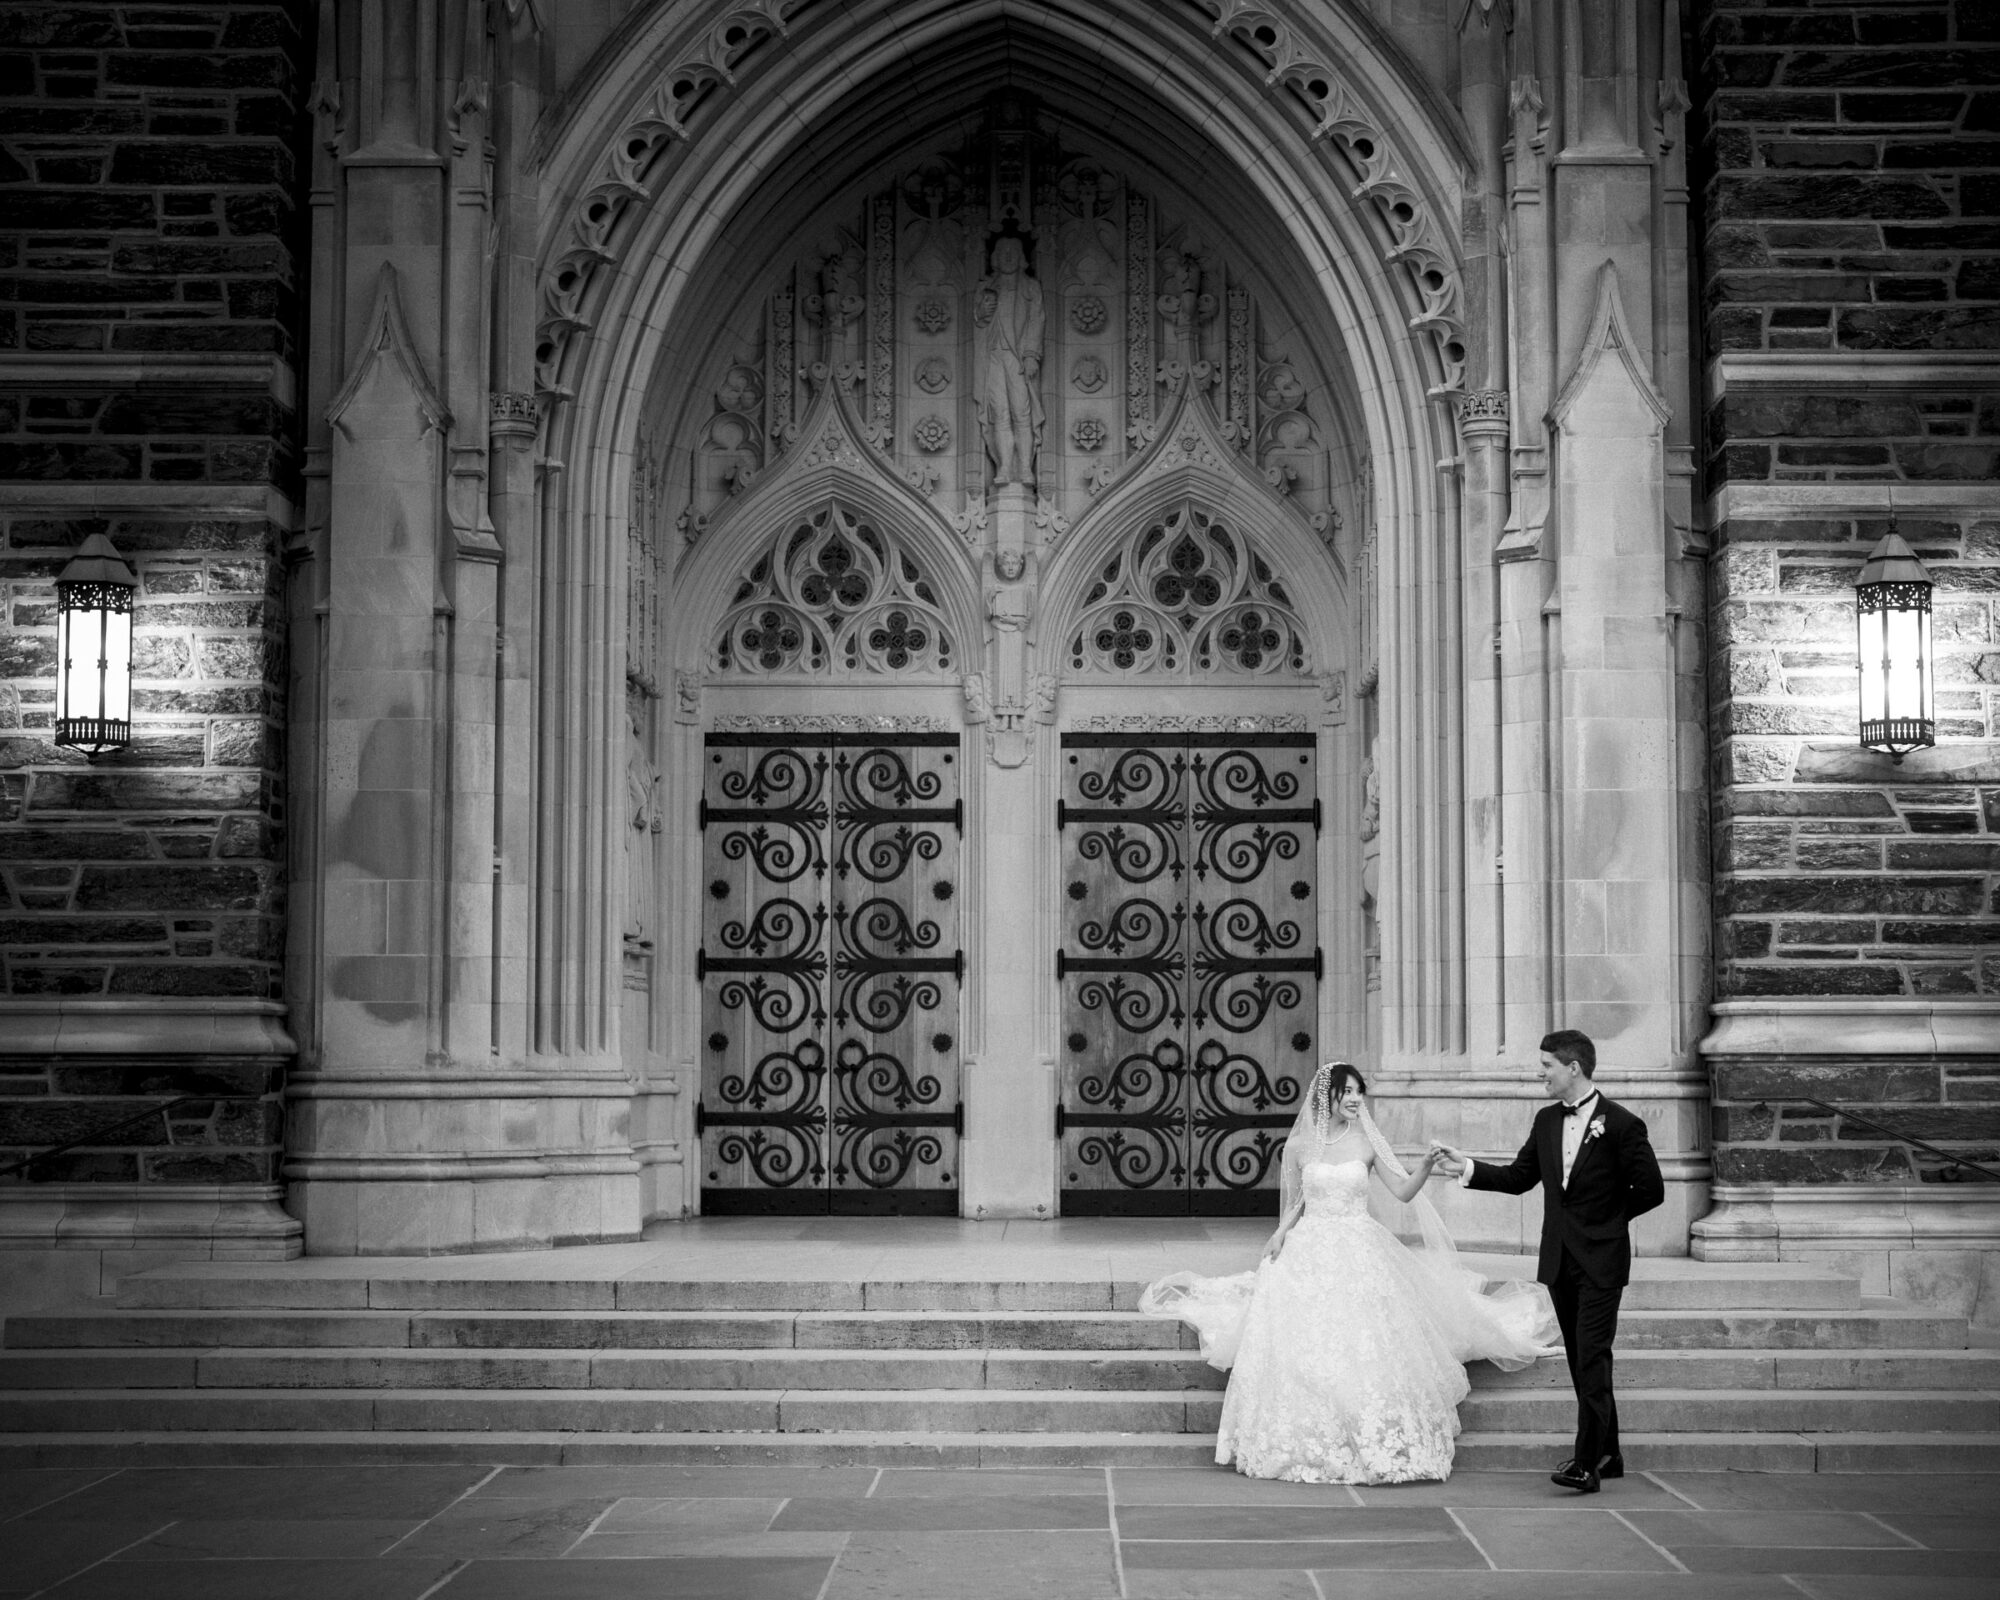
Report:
1550,1460,1601,1494
1597,1453,1624,1480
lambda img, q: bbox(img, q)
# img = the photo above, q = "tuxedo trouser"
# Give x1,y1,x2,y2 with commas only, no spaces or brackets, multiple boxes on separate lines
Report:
1550,1250,1622,1468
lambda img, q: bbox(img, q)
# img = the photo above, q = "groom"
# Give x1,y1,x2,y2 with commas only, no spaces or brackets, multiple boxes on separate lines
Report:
1433,1030,1664,1494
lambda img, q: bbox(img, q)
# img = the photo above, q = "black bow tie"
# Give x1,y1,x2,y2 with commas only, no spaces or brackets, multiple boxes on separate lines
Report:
1562,1098,1596,1118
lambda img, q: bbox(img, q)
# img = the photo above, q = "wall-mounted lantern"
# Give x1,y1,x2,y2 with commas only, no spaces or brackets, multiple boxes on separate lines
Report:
1855,525,1935,764
54,533,137,755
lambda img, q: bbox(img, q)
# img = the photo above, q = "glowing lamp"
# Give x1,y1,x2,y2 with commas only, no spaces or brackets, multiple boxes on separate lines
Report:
1854,527,1934,764
54,533,137,755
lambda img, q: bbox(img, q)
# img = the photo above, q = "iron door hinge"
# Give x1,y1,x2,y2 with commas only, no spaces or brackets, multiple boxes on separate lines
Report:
1054,1103,1066,1138
1313,798,1322,835
698,798,708,831
1055,948,1066,980
953,1101,965,1138
1055,798,1067,830
1314,946,1324,981
694,1102,705,1137
696,947,707,981
954,798,964,833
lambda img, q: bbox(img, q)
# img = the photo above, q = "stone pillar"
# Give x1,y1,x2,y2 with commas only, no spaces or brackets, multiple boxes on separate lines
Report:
282,0,640,1253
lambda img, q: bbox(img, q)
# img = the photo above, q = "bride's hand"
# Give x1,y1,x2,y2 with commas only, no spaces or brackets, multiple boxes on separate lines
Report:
1261,1234,1285,1262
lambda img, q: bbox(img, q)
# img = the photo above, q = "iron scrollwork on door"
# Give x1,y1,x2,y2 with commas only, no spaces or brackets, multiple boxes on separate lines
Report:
700,733,962,1214
1058,732,1318,1215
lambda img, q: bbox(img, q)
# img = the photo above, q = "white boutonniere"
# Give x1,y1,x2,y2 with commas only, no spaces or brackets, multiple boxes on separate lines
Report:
1584,1115,1606,1144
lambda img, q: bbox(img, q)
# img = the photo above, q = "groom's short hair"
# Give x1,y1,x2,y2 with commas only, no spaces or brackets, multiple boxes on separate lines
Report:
1540,1029,1596,1077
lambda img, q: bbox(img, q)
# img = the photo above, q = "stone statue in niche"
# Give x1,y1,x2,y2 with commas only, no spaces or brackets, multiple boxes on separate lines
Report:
624,699,661,951
974,235,1046,486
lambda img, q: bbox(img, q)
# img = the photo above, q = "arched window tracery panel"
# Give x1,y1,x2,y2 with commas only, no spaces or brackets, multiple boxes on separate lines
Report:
712,503,957,678
1068,506,1310,678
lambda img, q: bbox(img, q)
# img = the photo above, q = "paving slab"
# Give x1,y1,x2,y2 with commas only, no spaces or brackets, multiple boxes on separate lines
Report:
1654,1471,2000,1514
592,1495,784,1530
1621,1509,1914,1548
1115,1504,1461,1541
569,1531,852,1558
1123,1572,1321,1599
474,1464,876,1497
1315,1577,1799,1600
36,1558,462,1600
0,1521,170,1592
873,1466,1108,1495
390,1492,622,1557
1126,1538,1489,1570
18,1464,491,1522
112,1519,421,1559
771,1492,1109,1529
0,1466,115,1517
819,1528,1120,1599
1675,1546,1996,1576
1868,1511,2000,1548
1789,1582,1997,1600
429,1555,833,1599
1448,1506,1678,1571
1113,1467,1362,1505
1350,1471,1687,1508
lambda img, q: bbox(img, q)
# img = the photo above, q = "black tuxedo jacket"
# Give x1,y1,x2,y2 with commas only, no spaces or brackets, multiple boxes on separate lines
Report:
1466,1094,1665,1290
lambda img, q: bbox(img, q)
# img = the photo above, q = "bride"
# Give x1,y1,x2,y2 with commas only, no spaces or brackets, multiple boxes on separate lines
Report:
1141,1062,1558,1484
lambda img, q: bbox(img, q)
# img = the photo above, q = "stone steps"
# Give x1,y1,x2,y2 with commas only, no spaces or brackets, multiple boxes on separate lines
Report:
3,1429,1998,1473
112,1269,1864,1314
7,1382,1996,1437
6,1344,1995,1392
4,1255,1988,1470
5,1303,1966,1351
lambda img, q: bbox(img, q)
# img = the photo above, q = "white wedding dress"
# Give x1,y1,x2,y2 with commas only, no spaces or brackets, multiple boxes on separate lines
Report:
1141,1106,1558,1485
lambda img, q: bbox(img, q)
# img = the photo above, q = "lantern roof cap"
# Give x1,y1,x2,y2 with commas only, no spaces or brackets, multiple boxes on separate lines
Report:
1857,528,1932,589
57,533,137,590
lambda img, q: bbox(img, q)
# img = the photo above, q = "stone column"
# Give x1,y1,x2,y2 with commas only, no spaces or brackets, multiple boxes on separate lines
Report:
282,0,639,1253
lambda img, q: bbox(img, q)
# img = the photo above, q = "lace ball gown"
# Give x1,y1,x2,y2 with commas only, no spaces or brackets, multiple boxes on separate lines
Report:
1142,1158,1554,1485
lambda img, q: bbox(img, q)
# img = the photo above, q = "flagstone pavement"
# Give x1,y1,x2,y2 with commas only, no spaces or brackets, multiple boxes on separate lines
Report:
3,1462,1992,1600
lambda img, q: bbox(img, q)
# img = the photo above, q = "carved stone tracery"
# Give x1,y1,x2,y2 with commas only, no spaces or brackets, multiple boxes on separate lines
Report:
1068,505,1311,678
712,504,958,678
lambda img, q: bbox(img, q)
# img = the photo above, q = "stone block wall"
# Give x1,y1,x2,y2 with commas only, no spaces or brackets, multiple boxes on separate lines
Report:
1696,0,2000,1208
0,4,303,1216
1710,512,1999,1001
1709,1051,2000,1184
1699,0,1999,387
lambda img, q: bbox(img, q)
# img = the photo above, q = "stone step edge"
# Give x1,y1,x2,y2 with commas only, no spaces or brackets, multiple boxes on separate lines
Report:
10,1343,1989,1362
112,1279,1867,1313
17,1305,1958,1325
9,1385,1994,1406
1,1430,1996,1471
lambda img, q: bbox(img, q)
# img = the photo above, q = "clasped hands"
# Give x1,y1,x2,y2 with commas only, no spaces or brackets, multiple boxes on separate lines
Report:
1428,1140,1469,1179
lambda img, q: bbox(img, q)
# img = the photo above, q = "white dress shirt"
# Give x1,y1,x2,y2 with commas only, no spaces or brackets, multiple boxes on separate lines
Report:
1458,1090,1600,1189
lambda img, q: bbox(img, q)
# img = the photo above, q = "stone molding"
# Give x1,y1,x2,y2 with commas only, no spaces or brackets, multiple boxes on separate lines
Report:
1792,741,2000,786
0,1000,294,1058
1701,999,2000,1059
0,1183,301,1258
0,351,299,408
0,483,300,525
1711,481,2000,522
707,714,953,734
1708,351,2000,402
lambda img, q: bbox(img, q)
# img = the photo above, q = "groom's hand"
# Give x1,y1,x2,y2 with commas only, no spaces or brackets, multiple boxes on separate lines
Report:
1429,1141,1468,1178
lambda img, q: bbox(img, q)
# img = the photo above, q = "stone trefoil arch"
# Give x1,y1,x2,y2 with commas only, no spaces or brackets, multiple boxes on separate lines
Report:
711,503,960,679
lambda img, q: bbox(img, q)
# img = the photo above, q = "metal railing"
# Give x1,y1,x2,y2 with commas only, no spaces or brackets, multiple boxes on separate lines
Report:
1787,1096,2000,1184
0,1094,260,1182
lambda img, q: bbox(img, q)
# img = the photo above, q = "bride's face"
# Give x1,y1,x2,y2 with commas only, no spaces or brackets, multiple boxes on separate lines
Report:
1332,1079,1363,1123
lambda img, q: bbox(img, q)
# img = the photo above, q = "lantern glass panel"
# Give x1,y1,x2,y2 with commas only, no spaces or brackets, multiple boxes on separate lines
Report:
55,578,134,752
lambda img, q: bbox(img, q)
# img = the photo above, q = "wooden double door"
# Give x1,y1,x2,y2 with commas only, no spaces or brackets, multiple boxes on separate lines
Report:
697,733,962,1214
1057,733,1320,1215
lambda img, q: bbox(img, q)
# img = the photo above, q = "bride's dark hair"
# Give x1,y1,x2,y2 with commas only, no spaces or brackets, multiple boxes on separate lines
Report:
1309,1062,1368,1127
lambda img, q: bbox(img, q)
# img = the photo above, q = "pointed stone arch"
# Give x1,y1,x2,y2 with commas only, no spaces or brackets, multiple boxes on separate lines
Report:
1039,383,1348,686
668,376,984,688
